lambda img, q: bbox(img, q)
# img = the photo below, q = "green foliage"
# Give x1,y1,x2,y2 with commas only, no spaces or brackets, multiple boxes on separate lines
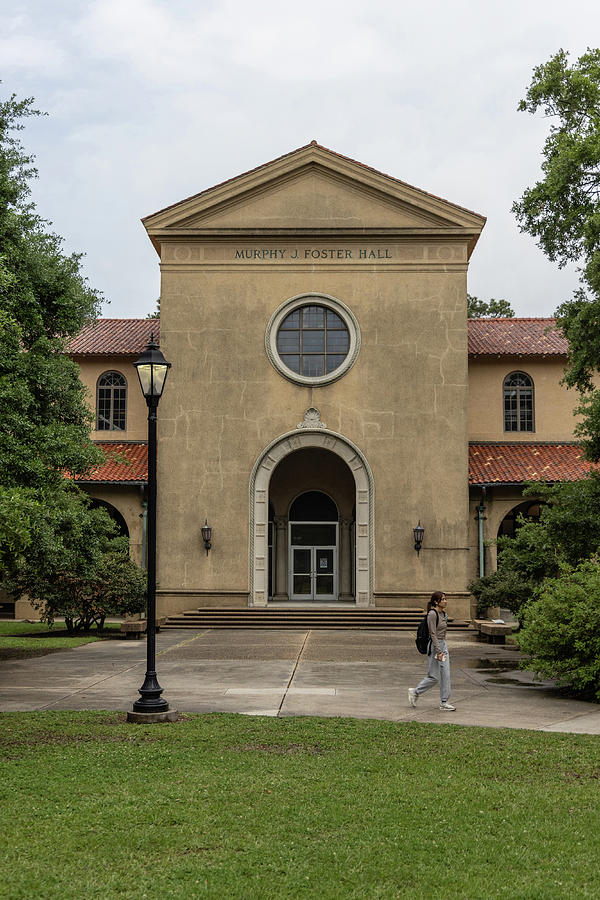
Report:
518,558,600,699
0,90,143,626
512,48,600,297
146,297,160,318
573,389,600,460
512,49,600,459
1,487,145,630
470,518,556,618
469,475,600,619
467,294,515,318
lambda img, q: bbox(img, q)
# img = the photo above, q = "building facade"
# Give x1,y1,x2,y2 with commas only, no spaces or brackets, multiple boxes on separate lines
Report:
53,145,597,623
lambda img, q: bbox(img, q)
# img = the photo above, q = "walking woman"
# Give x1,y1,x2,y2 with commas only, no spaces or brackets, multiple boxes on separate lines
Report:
408,591,455,711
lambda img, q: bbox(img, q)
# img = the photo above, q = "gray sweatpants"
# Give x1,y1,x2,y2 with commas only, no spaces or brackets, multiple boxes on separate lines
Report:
415,640,451,703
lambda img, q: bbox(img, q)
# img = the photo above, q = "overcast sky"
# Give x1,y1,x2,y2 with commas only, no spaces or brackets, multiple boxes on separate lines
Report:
2,0,598,319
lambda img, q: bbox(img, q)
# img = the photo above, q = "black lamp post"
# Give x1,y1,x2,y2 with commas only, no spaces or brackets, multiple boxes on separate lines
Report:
129,334,174,719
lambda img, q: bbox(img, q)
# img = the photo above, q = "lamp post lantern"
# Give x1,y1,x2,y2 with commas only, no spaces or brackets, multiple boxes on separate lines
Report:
413,521,424,555
128,334,177,722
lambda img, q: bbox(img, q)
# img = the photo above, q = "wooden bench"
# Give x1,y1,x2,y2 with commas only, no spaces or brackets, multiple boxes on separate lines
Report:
120,617,167,639
473,619,514,644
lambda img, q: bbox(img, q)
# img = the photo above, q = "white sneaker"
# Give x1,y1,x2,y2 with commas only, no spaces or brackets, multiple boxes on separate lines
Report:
439,702,456,711
408,688,418,708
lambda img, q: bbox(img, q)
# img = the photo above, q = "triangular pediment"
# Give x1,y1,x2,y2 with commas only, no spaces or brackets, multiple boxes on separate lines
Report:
143,143,485,240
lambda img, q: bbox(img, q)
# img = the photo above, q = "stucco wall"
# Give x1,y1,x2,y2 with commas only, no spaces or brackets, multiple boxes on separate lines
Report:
75,355,148,441
468,356,579,441
155,252,472,609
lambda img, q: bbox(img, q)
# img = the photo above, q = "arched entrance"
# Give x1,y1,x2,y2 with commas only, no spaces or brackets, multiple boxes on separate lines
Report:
250,429,374,608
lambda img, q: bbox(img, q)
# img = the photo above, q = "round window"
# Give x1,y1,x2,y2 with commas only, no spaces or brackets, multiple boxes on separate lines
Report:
266,293,360,386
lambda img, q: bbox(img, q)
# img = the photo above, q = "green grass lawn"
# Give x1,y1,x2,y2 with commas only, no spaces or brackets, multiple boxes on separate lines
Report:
0,712,598,899
0,621,122,658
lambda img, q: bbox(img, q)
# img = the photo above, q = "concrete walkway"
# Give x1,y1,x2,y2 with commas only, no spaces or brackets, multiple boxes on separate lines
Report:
2,628,600,734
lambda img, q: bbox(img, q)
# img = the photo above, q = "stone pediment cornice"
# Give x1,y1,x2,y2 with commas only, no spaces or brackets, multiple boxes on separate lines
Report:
142,143,486,255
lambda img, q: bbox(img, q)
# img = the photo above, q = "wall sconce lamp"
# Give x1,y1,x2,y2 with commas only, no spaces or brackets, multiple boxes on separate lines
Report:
201,519,212,555
413,521,424,555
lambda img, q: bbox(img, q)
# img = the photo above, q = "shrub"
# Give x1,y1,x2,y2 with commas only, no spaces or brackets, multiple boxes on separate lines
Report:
2,490,146,631
518,559,600,700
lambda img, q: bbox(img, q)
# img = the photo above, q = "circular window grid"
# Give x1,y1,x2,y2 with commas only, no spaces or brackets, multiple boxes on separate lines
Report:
266,293,361,386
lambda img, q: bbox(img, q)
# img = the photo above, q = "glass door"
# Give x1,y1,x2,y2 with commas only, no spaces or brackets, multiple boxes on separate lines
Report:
291,547,312,597
290,528,337,601
314,547,335,597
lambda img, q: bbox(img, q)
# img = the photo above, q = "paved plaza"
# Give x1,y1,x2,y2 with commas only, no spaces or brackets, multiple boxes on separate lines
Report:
1,628,600,733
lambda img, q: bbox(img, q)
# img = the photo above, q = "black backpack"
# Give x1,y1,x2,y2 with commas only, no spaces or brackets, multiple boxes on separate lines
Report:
415,609,438,654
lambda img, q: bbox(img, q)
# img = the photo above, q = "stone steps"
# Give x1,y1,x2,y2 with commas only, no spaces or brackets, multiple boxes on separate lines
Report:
162,607,471,630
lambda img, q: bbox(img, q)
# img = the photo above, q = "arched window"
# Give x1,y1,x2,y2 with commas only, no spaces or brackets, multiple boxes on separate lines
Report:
289,490,339,522
97,371,127,431
503,372,534,432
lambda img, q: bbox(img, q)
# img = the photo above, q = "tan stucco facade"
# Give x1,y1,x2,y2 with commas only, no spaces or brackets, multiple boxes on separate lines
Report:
468,357,579,441
7,148,590,627
52,146,588,627
75,355,148,442
139,144,485,621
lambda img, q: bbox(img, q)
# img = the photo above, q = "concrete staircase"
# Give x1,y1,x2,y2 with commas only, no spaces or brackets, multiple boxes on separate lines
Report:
162,607,471,630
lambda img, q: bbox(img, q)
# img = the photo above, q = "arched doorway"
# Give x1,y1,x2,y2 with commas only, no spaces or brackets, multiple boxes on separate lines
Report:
250,429,374,608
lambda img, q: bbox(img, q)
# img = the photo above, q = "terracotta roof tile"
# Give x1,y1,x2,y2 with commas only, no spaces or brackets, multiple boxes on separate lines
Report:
67,317,568,359
468,318,567,357
469,442,597,485
67,320,159,356
75,442,148,483
74,441,596,486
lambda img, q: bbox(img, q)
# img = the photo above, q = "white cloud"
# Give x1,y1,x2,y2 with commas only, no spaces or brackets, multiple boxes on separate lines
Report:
3,0,600,316
0,12,66,73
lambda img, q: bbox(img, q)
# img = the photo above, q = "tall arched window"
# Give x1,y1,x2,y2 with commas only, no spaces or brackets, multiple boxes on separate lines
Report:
503,371,534,432
97,371,127,431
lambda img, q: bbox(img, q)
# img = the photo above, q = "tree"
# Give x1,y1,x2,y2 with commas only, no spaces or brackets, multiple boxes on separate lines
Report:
469,475,600,620
467,295,515,318
512,49,600,459
0,91,145,627
146,297,160,319
512,49,600,299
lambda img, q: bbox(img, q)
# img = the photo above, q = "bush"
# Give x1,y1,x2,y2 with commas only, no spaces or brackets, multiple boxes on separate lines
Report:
1,489,146,631
518,558,600,700
469,475,600,621
469,518,558,620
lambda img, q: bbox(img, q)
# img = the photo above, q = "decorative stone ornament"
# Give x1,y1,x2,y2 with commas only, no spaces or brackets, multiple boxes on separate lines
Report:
297,408,327,429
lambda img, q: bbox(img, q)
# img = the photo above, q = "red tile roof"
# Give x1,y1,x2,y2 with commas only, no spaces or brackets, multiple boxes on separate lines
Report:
75,442,148,483
67,317,568,359
469,442,598,485
66,319,160,356
468,318,567,357
73,440,596,486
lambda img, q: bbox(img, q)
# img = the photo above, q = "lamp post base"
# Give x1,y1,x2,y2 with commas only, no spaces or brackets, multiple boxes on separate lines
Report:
132,671,170,714
127,708,179,724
